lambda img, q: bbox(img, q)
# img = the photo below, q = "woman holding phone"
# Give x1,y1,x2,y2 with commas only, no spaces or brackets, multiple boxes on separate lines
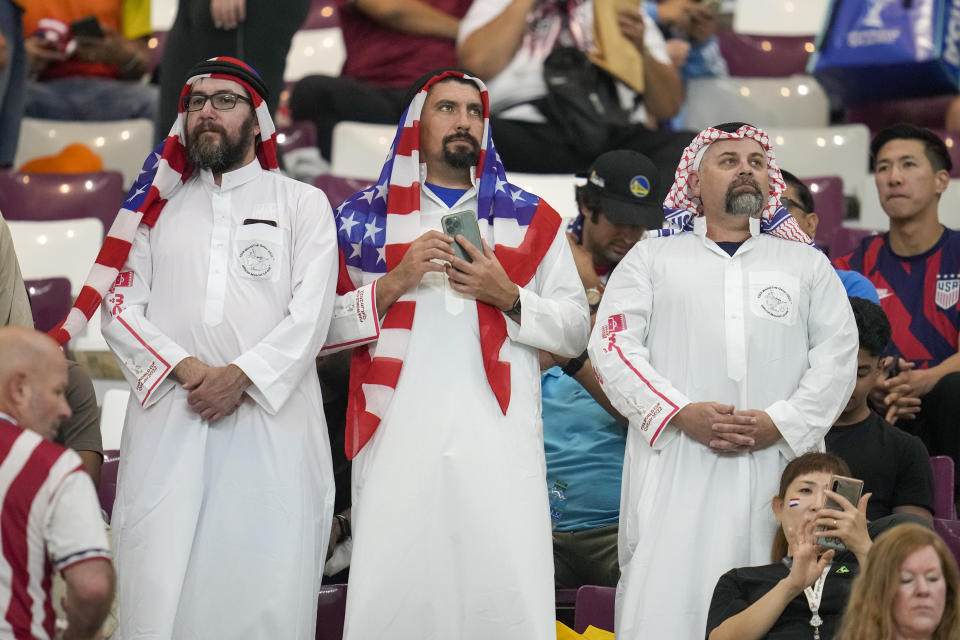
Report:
706,452,872,640
836,523,960,640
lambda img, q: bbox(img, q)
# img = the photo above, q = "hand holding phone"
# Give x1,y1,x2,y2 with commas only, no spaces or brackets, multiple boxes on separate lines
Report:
816,475,864,552
440,210,482,264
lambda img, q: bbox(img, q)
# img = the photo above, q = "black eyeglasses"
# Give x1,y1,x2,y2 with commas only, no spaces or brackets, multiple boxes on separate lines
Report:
780,196,808,214
181,92,252,112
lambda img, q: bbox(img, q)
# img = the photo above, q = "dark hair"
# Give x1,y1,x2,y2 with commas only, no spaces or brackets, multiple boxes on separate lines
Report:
771,452,851,562
780,169,815,216
574,184,604,224
850,297,891,358
870,123,952,173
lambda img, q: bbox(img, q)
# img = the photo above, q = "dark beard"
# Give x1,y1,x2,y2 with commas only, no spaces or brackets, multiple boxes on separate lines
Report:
186,114,257,173
724,177,764,217
442,132,480,169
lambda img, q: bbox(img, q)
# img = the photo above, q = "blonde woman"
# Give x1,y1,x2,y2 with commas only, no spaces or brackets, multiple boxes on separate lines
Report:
837,523,960,640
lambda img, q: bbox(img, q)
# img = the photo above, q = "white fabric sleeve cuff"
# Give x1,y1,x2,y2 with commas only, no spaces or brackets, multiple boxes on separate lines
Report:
322,282,380,353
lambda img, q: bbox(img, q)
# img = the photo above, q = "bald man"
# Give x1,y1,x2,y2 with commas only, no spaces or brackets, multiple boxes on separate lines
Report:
0,327,114,640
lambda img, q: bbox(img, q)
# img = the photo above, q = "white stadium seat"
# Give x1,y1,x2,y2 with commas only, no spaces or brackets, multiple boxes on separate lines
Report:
100,388,131,450
733,0,831,36
508,173,581,222
683,76,830,131
284,28,346,82
14,117,155,188
8,218,103,294
330,121,396,180
766,124,871,196
151,0,177,31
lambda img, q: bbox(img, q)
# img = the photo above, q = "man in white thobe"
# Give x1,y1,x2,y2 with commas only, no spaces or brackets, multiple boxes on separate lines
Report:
93,58,338,638
587,122,858,639
321,69,590,639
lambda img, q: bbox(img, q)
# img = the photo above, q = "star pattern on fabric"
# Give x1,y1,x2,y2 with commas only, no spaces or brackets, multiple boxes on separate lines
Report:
339,212,359,236
364,221,382,241
375,184,389,201
349,242,362,258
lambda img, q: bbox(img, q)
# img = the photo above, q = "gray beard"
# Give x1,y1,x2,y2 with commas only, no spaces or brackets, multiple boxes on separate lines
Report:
725,189,764,217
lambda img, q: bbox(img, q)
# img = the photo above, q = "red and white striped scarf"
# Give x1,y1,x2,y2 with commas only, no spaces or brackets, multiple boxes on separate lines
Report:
49,57,279,345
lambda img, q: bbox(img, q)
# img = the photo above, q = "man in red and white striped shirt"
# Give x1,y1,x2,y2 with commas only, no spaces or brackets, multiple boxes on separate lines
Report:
0,327,113,640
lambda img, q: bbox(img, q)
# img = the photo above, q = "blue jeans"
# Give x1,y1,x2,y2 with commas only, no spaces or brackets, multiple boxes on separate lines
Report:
0,0,26,166
25,76,159,121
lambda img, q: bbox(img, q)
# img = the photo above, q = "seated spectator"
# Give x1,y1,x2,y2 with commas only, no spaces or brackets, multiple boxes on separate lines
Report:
833,124,960,485
0,210,32,328
457,0,694,184
0,0,26,167
0,326,114,640
825,297,934,523
707,452,872,640
290,0,470,162
837,523,960,640
542,150,664,589
22,0,156,121
780,169,879,303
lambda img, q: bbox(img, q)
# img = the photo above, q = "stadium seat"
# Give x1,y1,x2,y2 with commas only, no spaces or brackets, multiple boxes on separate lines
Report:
799,175,844,254
315,583,347,640
314,174,375,209
845,95,956,134
98,449,119,523
0,170,124,236
931,456,956,520
684,76,830,131
284,28,346,82
25,277,72,333
14,118,155,188
146,31,168,74
715,31,815,78
330,122,395,180
830,226,880,259
732,0,830,36
151,0,177,31
767,125,870,196
933,518,960,566
303,0,340,29
7,218,103,294
573,585,616,633
100,388,130,451
509,173,581,222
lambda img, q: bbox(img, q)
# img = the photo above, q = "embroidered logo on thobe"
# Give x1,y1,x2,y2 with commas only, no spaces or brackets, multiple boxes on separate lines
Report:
639,402,663,432
757,286,792,318
111,271,134,290
239,243,275,277
935,275,960,310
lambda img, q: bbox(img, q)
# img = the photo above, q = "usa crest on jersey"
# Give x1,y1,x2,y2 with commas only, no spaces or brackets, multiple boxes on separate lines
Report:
936,275,960,310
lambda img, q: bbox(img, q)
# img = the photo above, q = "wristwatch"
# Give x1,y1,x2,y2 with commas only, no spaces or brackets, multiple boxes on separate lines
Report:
586,286,603,313
507,294,522,315
562,349,589,377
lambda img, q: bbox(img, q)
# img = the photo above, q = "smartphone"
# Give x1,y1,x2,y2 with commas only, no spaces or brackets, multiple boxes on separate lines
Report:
440,210,482,264
816,474,864,552
71,15,104,39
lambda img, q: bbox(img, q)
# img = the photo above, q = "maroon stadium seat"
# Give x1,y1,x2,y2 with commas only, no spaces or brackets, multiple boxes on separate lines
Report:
314,174,375,210
800,176,844,255
573,585,615,633
933,519,960,567
24,277,72,333
715,30,814,78
931,456,956,520
315,583,347,640
98,449,120,523
0,170,124,238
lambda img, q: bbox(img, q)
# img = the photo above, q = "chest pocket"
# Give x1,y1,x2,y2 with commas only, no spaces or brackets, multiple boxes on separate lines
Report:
749,271,800,326
233,220,283,283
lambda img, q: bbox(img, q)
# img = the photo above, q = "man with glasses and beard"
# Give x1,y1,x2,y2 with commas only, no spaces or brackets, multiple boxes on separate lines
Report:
586,123,858,639
320,68,588,639
54,57,340,638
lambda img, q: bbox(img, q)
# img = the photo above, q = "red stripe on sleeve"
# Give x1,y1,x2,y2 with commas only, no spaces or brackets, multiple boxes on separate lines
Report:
115,316,172,404
609,340,679,445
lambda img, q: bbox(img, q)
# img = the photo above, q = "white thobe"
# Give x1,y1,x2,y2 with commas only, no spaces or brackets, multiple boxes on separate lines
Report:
587,217,858,640
324,183,589,640
102,160,339,639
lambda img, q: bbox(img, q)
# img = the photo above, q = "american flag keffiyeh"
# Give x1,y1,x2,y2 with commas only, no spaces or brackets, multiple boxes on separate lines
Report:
655,123,812,244
335,69,563,459
48,57,278,345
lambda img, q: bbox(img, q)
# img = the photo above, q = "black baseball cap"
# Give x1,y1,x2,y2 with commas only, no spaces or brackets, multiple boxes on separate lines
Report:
580,150,664,228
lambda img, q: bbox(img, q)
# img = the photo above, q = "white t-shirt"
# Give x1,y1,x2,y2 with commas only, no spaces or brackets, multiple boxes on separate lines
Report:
458,0,671,122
